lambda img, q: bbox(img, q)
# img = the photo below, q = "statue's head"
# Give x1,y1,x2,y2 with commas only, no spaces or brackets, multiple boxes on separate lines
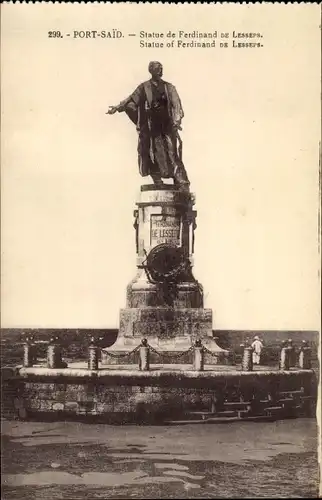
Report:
148,61,163,79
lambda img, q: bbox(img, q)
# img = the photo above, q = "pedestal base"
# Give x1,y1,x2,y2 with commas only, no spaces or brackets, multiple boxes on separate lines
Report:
103,184,230,366
126,271,204,309
101,307,230,365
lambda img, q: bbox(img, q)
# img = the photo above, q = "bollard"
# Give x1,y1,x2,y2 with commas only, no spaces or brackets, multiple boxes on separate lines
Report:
88,337,100,370
280,341,290,371
47,337,66,368
193,339,204,371
287,339,296,367
23,336,36,367
139,338,150,371
299,340,312,369
241,343,253,371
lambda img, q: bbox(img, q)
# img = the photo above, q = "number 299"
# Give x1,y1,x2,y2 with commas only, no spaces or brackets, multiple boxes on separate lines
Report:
48,31,63,38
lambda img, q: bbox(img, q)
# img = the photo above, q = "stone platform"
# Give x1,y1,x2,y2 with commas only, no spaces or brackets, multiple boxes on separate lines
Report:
2,363,317,424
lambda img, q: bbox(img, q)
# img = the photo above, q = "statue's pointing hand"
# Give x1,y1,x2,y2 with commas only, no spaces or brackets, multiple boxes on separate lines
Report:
106,106,118,115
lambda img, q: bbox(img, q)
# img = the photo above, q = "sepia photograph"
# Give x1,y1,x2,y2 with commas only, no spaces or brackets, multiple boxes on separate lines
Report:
1,3,321,499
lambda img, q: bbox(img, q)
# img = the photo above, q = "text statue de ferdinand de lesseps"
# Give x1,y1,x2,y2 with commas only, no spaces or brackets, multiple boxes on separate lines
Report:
106,61,190,190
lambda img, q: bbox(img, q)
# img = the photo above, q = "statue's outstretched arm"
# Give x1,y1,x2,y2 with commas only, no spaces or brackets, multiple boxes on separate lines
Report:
106,85,142,115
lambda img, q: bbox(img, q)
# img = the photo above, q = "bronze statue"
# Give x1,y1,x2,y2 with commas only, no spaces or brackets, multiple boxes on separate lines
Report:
106,61,190,190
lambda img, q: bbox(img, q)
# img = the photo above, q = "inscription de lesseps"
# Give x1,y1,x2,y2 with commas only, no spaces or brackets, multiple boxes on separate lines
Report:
150,215,181,246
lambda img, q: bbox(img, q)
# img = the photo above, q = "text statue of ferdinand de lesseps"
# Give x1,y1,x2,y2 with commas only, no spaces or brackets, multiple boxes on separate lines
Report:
106,61,190,191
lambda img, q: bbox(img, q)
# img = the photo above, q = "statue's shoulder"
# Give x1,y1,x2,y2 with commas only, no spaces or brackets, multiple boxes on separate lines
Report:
140,80,152,93
164,81,179,95
135,82,146,91
163,80,174,89
140,79,174,89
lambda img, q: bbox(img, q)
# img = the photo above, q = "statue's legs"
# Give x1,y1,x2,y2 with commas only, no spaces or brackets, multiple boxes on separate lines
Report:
147,132,190,188
150,162,163,185
150,165,189,188
151,174,163,186
164,132,190,188
173,160,190,187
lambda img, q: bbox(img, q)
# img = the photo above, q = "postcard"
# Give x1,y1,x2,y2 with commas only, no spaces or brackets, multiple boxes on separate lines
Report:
1,3,321,499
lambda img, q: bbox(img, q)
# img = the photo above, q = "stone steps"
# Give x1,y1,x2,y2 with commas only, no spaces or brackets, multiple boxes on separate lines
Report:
280,390,304,396
173,392,313,423
223,401,251,409
278,398,294,403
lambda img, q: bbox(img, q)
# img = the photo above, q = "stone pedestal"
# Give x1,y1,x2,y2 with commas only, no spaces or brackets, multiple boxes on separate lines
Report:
102,184,229,365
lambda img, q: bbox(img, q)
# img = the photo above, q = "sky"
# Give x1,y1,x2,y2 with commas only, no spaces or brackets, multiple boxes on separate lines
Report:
1,3,321,330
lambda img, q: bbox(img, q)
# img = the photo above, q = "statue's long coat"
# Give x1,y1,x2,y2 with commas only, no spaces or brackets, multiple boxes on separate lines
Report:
117,80,184,178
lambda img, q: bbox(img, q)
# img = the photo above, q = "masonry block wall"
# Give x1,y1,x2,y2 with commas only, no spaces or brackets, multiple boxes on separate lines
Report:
1,368,317,424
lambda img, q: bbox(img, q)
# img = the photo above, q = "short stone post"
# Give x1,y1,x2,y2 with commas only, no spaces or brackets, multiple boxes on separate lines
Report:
287,339,296,367
279,341,290,371
139,338,150,371
23,336,36,367
241,341,253,371
88,337,100,370
299,340,311,369
47,336,65,368
193,339,204,371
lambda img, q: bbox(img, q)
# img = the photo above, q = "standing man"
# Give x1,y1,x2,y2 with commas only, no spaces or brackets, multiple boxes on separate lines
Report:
106,61,190,190
251,336,264,365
